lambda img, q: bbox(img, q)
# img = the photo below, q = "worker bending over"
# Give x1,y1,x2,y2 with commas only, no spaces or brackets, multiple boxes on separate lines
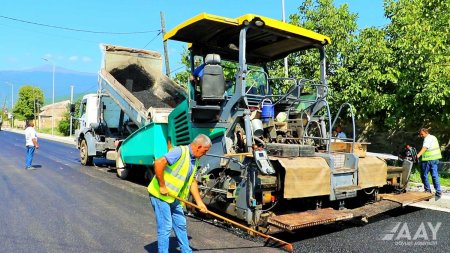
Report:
148,134,211,253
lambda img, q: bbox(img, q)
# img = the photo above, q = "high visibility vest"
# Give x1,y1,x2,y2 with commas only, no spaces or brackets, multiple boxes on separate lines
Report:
422,135,442,161
148,146,198,203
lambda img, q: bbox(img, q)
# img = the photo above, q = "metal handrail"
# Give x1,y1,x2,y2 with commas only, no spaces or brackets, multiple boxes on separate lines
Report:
330,102,356,152
245,69,269,95
270,77,300,106
303,98,333,153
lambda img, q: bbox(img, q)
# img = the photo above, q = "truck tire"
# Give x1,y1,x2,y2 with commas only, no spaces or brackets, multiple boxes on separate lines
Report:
116,147,129,179
144,165,155,181
80,139,93,166
117,166,130,179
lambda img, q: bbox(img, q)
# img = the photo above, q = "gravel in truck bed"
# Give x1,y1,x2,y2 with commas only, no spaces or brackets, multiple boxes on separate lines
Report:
110,64,185,109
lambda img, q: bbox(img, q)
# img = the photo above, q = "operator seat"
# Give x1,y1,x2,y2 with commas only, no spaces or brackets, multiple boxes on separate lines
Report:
200,54,225,104
191,54,224,123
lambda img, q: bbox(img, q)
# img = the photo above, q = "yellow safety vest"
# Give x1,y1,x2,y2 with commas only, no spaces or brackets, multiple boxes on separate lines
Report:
422,135,442,161
147,146,198,203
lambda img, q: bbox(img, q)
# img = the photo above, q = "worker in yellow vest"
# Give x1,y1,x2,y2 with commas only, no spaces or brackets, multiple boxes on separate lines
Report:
416,128,442,198
148,134,211,253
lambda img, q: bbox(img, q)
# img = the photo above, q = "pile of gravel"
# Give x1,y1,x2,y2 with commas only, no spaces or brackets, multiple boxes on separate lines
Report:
110,64,186,109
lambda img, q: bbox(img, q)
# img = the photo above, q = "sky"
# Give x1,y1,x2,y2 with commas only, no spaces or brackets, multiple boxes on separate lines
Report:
0,0,387,76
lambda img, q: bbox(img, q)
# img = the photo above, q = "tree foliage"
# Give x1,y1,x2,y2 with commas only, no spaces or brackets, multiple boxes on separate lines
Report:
384,0,450,129
58,99,81,136
13,86,44,121
284,0,450,132
173,47,191,89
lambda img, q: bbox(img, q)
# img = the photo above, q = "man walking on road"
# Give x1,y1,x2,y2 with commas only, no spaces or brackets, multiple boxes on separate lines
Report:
148,134,211,253
416,128,442,198
25,121,39,170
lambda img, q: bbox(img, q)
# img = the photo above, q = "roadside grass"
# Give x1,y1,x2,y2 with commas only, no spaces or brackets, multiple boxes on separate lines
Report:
38,127,64,136
409,166,450,187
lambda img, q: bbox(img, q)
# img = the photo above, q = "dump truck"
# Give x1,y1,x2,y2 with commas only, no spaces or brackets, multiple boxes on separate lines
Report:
74,44,186,178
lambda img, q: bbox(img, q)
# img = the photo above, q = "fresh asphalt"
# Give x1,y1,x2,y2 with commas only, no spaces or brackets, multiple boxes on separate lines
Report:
0,130,281,253
0,130,448,253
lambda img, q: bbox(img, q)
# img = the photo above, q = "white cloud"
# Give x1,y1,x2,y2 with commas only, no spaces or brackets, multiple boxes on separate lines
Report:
82,56,92,63
69,56,79,61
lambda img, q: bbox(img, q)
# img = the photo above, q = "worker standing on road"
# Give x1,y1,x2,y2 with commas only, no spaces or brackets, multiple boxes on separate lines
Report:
416,128,442,198
148,134,211,253
24,121,39,170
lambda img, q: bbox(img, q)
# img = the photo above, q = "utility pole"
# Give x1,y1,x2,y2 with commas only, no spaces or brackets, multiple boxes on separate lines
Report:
160,11,171,77
33,87,36,126
37,104,41,130
69,85,74,136
282,0,289,77
42,58,55,135
5,82,14,127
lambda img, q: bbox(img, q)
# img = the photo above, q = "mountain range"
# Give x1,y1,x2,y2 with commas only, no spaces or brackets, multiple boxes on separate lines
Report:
0,65,98,107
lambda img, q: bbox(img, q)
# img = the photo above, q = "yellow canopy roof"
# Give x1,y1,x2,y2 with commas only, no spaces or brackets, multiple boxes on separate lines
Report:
164,13,331,64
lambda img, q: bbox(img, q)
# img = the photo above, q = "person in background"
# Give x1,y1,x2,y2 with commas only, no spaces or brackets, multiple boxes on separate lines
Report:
148,134,211,253
189,60,205,86
24,121,39,170
416,128,442,198
335,126,347,139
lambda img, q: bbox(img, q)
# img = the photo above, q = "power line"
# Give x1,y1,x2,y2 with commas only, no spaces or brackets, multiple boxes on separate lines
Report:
0,15,160,35
169,65,187,75
143,31,162,49
77,84,98,96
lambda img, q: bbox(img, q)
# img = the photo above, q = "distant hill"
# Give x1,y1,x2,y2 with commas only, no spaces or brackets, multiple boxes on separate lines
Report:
0,65,97,107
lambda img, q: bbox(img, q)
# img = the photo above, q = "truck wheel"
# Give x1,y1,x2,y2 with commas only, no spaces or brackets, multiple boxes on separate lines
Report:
144,165,155,181
80,139,93,166
117,166,130,179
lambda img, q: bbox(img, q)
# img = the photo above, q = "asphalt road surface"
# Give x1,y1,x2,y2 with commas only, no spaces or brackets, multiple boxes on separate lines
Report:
0,130,448,253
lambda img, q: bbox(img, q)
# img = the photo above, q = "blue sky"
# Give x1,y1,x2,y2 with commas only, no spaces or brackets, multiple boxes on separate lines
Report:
0,0,387,76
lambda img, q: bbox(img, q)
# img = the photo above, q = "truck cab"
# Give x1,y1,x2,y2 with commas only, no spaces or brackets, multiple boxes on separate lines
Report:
77,94,98,132
75,93,131,166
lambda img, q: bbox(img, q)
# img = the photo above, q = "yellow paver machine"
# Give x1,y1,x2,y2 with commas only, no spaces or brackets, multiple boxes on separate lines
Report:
163,13,432,233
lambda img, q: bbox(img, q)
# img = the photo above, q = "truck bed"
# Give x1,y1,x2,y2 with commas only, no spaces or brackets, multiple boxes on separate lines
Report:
98,44,186,128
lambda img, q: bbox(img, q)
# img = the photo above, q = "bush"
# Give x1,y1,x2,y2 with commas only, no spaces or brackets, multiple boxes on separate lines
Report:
58,115,70,136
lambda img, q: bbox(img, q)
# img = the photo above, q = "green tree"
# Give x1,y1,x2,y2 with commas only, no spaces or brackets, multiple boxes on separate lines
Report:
281,0,450,149
173,47,191,90
384,0,450,129
58,99,81,136
13,86,44,121
285,0,402,129
287,0,364,113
